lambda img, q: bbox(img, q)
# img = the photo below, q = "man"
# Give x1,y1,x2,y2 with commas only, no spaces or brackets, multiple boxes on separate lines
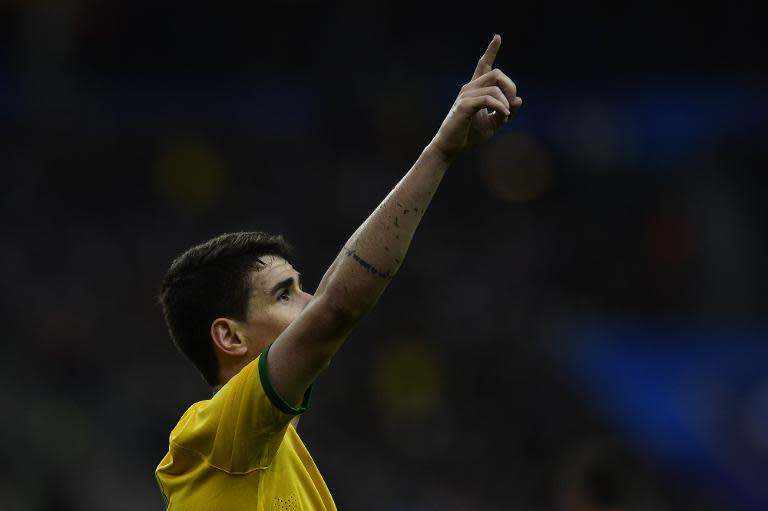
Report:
156,34,522,509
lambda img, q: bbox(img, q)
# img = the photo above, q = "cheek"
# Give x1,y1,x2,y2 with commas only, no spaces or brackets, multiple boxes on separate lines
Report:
268,303,302,332
284,301,305,324
248,306,284,336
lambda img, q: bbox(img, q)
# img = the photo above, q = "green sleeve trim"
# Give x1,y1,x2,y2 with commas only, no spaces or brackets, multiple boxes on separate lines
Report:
258,343,312,415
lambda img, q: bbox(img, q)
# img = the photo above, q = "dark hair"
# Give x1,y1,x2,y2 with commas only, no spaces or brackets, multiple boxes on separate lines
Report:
158,231,294,386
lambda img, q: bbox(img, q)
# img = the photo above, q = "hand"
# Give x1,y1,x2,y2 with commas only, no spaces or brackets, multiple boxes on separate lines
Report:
429,34,522,162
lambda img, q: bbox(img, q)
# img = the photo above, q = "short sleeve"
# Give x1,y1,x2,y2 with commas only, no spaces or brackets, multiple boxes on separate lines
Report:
172,345,312,474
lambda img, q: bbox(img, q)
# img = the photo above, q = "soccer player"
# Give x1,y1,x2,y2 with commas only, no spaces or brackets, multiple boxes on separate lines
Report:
155,34,522,509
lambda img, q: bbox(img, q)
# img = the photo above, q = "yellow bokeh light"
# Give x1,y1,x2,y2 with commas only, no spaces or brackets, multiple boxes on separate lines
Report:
155,137,227,211
371,339,443,420
480,131,553,202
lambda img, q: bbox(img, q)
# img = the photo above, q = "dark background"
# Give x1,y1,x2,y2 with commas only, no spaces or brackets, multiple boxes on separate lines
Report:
1,1,766,510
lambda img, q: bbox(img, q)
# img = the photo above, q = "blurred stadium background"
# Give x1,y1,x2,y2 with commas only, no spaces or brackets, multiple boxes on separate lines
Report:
1,1,766,510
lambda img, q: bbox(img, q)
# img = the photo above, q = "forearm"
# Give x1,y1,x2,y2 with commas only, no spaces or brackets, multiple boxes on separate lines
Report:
316,143,451,313
315,34,520,311
266,35,521,405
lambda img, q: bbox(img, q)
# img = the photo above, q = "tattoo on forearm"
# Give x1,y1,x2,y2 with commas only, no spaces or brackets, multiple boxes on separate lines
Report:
343,247,394,279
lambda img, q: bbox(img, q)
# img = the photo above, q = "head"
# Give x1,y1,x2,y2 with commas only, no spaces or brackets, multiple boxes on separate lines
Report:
158,231,313,387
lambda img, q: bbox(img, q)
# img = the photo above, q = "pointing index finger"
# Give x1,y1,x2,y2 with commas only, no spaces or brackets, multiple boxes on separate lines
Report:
472,34,501,80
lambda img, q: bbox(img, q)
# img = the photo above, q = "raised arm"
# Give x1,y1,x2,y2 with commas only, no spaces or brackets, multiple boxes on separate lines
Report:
267,35,522,406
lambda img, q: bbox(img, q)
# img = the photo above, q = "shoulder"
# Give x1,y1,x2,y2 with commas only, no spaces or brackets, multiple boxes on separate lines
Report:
168,400,210,444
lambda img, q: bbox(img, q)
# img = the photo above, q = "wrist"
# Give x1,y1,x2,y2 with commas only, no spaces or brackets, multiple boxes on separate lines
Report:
423,140,458,167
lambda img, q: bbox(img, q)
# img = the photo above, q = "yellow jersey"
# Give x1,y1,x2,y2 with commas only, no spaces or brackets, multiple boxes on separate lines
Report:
156,344,336,510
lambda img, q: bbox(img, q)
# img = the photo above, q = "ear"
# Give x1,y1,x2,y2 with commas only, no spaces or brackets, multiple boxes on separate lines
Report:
210,318,249,357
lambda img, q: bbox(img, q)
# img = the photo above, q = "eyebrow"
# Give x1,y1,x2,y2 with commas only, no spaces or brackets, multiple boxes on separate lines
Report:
268,273,302,296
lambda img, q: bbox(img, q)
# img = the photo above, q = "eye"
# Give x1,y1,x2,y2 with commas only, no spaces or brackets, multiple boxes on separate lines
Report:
278,289,291,302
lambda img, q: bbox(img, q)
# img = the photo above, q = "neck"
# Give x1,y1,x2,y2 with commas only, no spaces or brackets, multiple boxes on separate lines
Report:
214,355,252,393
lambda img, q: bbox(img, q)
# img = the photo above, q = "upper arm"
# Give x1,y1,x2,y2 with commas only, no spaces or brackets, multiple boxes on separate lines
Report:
264,293,359,407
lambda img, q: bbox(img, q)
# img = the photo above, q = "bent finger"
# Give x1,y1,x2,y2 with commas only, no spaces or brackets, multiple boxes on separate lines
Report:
461,86,510,110
458,95,510,117
470,68,517,102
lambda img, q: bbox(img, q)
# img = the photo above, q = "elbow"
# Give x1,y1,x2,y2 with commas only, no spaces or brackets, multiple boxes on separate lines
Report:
315,287,375,324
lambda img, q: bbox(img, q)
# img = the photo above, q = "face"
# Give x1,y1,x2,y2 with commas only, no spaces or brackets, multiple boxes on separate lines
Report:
240,255,313,353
